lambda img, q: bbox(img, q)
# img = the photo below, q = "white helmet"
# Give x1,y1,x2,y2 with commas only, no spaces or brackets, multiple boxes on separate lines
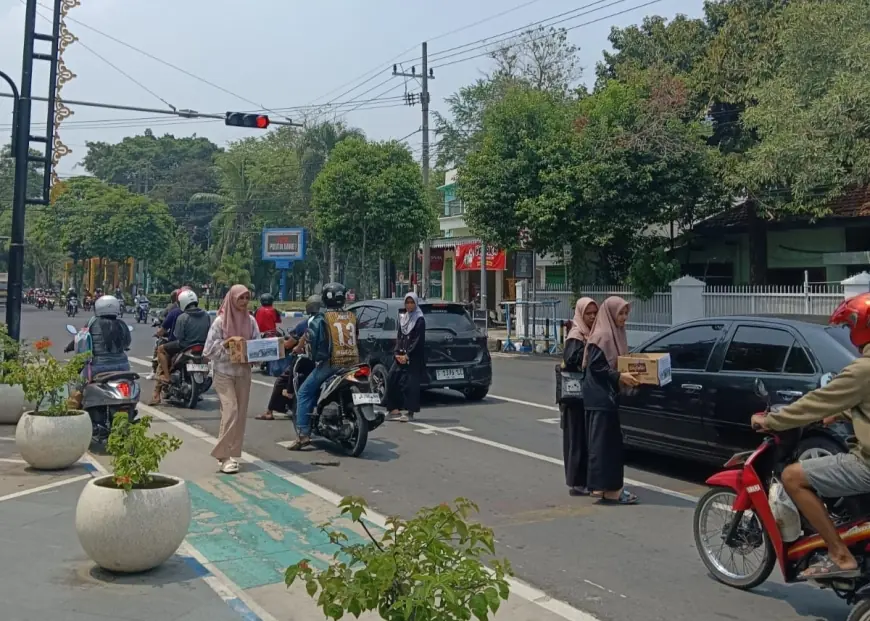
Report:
178,290,198,311
94,294,121,317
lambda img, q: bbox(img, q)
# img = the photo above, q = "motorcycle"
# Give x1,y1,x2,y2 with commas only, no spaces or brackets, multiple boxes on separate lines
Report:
157,343,212,409
36,296,46,309
289,355,385,457
693,375,870,621
136,300,150,324
66,297,78,318
64,324,140,444
46,298,55,311
82,296,92,311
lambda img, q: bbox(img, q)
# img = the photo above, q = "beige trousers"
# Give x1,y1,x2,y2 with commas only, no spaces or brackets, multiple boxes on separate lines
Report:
210,368,252,461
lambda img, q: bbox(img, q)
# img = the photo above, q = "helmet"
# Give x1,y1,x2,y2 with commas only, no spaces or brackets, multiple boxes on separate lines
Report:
830,292,870,348
305,294,323,315
321,282,346,309
178,290,198,311
94,294,121,318
68,287,74,293
260,293,274,306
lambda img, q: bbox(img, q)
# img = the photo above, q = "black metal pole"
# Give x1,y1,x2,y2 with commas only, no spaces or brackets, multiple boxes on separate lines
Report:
6,0,38,341
0,71,20,153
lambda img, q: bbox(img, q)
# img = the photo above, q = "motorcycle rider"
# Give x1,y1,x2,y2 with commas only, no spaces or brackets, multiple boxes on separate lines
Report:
152,290,211,404
257,294,320,421
752,292,870,580
254,292,282,335
83,295,132,377
286,283,359,450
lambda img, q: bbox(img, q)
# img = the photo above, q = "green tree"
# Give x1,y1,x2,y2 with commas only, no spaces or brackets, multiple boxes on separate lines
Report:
312,138,434,297
435,26,582,168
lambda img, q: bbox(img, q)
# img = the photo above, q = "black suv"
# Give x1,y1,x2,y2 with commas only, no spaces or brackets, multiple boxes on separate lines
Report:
347,299,492,403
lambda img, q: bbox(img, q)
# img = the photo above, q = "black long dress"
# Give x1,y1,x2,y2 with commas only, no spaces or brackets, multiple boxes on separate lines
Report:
561,338,588,490
384,317,425,414
582,343,624,492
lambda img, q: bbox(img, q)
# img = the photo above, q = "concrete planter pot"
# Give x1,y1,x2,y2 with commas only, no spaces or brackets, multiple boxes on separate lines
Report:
15,410,91,470
75,474,190,573
0,384,26,425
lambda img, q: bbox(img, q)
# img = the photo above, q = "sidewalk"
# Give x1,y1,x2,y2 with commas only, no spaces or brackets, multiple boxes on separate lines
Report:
0,407,594,621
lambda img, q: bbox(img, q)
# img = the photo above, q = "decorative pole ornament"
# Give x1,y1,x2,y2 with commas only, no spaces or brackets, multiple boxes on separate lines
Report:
49,0,79,195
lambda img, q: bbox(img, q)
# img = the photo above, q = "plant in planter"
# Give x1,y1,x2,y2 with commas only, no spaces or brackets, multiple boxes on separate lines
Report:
8,339,91,469
0,324,25,425
285,497,512,621
76,412,190,573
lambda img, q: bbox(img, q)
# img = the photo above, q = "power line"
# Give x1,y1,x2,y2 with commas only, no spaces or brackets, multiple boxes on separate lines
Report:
35,0,296,121
431,0,663,69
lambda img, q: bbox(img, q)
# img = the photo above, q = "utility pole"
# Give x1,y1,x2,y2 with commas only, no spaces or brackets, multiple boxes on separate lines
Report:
394,44,434,298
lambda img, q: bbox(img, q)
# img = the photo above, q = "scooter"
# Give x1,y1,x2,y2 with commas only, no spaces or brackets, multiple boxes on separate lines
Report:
64,324,140,444
693,375,870,621
66,297,78,318
289,354,384,457
46,298,55,311
136,299,150,323
156,343,212,409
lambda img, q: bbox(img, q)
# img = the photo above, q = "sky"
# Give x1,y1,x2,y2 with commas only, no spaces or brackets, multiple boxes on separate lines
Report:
0,0,706,179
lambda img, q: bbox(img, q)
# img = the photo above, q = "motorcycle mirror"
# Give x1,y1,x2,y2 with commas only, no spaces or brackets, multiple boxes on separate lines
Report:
820,372,834,387
754,378,768,398
65,324,76,335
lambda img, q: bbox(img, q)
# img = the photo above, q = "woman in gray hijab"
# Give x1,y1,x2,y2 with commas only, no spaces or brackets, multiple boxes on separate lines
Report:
385,292,426,422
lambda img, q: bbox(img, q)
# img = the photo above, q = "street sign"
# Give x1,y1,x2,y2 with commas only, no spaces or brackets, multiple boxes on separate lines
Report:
262,228,306,262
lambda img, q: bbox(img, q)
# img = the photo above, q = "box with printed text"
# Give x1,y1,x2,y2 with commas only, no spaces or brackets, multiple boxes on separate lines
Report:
617,353,672,386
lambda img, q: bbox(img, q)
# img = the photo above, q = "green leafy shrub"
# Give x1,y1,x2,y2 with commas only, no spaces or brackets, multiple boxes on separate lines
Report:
2,337,88,415
285,497,512,621
106,412,182,491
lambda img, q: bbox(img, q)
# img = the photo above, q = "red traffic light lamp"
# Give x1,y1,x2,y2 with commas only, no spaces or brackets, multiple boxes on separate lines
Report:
225,112,270,129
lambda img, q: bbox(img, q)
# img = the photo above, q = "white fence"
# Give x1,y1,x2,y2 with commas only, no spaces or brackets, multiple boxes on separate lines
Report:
518,274,870,346
703,283,844,317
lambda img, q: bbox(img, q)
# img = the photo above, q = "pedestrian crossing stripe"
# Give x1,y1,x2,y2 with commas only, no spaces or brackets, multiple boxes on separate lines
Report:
538,417,560,424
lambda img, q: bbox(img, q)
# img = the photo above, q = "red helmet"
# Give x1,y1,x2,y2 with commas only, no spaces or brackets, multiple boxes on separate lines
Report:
830,292,870,348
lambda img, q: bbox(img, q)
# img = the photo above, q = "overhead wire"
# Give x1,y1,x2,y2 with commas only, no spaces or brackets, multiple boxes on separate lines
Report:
431,0,664,69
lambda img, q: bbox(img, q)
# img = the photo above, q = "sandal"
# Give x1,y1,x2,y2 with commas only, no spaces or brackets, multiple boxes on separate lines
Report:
569,487,591,497
286,436,311,451
798,557,861,581
220,459,240,474
255,413,275,420
596,489,639,505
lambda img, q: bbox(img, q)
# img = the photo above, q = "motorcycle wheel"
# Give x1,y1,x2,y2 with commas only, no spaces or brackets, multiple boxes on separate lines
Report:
186,376,200,409
848,599,870,621
340,406,369,458
693,487,776,590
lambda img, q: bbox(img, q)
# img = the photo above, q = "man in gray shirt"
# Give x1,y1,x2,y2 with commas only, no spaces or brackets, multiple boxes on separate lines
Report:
174,293,212,349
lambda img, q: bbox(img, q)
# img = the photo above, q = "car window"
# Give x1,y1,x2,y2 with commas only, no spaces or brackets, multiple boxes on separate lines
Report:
421,304,476,333
354,306,378,329
783,343,814,374
370,309,385,329
722,326,796,373
826,325,860,357
642,324,724,370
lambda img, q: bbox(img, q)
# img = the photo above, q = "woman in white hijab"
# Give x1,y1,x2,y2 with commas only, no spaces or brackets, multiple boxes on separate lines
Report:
385,292,426,422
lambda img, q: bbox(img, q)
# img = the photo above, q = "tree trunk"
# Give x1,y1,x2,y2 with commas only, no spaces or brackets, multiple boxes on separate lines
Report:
746,202,768,285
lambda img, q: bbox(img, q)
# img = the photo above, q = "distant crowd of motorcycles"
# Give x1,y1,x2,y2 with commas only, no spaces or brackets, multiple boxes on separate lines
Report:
25,287,154,323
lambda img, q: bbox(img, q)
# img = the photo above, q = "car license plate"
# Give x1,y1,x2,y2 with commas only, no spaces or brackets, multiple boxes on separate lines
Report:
352,392,380,405
436,368,465,381
186,363,209,372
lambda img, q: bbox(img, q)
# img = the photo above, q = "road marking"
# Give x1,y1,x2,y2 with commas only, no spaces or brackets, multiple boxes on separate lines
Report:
0,436,14,442
133,400,602,621
0,473,91,503
79,453,276,621
409,422,699,503
539,417,561,424
0,457,28,464
128,356,699,503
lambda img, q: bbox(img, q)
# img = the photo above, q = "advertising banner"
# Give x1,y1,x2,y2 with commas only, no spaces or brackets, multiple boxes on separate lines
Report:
456,243,506,271
262,228,306,262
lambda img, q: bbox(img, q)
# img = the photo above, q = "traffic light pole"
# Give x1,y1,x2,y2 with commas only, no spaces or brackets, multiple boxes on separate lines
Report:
393,43,433,298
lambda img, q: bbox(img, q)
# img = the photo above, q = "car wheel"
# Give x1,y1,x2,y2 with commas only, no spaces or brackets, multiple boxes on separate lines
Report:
796,434,844,462
463,386,489,401
370,364,389,406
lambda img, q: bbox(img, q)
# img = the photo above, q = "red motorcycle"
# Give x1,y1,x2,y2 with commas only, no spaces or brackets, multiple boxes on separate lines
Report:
694,377,870,621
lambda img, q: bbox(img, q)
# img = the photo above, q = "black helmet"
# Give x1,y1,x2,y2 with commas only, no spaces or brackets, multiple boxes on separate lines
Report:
259,293,274,306
321,282,346,309
305,294,322,315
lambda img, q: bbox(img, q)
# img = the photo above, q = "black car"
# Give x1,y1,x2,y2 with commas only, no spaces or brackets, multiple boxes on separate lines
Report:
347,299,492,402
620,315,858,464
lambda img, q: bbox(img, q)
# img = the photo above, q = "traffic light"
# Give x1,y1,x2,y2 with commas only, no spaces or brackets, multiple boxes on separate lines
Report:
225,112,270,129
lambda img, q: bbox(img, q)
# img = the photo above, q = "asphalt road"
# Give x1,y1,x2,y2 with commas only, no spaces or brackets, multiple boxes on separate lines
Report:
25,307,849,621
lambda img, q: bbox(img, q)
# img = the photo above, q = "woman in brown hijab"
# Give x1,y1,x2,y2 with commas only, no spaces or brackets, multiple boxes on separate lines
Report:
582,296,640,505
559,297,597,496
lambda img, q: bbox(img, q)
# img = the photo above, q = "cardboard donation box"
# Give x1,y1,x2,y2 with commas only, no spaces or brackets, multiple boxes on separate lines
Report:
227,337,285,364
617,353,672,386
